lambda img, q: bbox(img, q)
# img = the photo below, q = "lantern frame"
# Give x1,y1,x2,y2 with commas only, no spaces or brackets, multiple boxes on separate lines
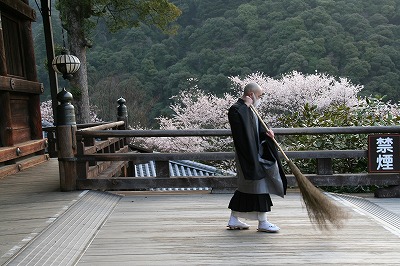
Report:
52,49,81,80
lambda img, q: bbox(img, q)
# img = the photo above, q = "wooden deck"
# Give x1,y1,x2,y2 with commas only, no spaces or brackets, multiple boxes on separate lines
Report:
0,159,83,265
1,159,399,265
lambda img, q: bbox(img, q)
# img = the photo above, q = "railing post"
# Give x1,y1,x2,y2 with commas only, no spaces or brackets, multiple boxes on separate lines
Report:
47,129,57,158
375,185,400,198
128,161,135,176
76,134,88,180
117,97,130,177
84,137,97,167
317,158,333,175
155,161,170,177
117,97,128,130
56,89,77,191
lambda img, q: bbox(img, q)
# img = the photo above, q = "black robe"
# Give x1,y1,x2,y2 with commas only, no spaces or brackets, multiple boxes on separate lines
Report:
228,98,287,195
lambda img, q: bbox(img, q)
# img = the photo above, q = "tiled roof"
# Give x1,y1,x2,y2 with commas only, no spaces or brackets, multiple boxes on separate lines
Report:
135,159,234,177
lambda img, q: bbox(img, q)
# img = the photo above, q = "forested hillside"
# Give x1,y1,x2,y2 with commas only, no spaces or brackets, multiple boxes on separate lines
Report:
33,0,400,127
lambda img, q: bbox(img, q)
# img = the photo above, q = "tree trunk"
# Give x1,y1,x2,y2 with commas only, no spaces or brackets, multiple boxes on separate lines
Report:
67,8,90,124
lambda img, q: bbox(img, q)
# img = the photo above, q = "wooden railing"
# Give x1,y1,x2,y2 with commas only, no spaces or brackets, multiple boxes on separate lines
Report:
0,139,48,177
76,121,129,180
43,123,400,196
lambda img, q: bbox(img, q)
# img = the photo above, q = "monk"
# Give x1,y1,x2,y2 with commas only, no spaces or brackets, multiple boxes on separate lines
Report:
227,82,287,232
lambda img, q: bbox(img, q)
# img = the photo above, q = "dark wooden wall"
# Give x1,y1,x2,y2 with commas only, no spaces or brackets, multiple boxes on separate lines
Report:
0,0,47,178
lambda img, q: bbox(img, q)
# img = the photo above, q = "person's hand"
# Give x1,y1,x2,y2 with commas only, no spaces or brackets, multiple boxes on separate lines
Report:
243,95,253,106
266,129,275,139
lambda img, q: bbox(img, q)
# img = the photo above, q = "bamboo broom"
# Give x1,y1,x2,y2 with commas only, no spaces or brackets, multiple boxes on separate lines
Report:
250,105,348,230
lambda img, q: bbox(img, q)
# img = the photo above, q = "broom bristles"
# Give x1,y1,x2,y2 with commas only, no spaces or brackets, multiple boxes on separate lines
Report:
248,104,348,230
287,160,349,230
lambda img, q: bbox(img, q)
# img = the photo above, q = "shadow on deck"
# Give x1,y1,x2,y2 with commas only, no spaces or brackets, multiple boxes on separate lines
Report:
1,159,399,265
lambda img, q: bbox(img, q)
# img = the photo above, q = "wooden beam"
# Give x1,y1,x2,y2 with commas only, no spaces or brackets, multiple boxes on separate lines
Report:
0,154,48,178
78,152,235,163
77,150,369,163
76,173,400,191
298,173,400,187
96,161,129,179
83,137,124,154
77,129,231,137
87,161,111,178
75,126,400,138
0,76,43,94
77,176,238,191
79,121,125,131
0,139,46,162
285,150,367,159
0,0,36,21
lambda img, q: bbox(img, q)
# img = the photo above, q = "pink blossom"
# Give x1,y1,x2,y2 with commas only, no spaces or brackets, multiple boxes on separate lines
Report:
133,71,400,153
40,100,103,124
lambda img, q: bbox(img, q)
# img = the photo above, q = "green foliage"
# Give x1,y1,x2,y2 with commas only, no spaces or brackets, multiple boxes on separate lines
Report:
103,0,400,125
278,103,365,174
56,0,181,34
33,0,400,127
278,98,400,192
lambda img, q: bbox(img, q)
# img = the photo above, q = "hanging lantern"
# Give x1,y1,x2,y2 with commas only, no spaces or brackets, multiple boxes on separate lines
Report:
52,49,81,80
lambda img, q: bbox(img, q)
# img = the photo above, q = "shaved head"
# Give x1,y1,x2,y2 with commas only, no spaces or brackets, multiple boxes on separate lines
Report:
243,82,263,96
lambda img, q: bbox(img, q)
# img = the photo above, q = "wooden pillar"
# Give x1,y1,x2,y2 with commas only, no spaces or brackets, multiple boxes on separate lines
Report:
57,89,77,191
0,91,13,147
57,125,77,191
317,158,333,175
117,97,131,175
29,93,44,141
374,185,400,198
40,0,59,125
0,12,7,76
76,134,88,180
21,13,43,141
155,161,170,177
47,129,57,157
126,160,134,177
0,12,10,147
21,15,37,81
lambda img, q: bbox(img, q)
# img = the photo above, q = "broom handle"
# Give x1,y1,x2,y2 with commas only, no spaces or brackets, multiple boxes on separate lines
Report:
249,104,290,162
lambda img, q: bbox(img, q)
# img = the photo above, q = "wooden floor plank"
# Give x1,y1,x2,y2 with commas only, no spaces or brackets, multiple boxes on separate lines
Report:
368,198,400,215
0,159,83,265
1,160,399,265
77,192,400,266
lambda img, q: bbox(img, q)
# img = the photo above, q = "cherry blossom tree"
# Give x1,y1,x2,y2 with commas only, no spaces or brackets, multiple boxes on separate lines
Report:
133,87,235,153
40,100,103,125
135,71,400,157
40,100,55,124
41,70,400,175
230,71,363,126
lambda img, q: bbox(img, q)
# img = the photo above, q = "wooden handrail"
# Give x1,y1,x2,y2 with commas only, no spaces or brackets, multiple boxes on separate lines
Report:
43,122,110,132
74,126,400,138
66,123,400,193
76,129,231,137
77,152,234,162
273,126,400,135
79,121,125,131
76,149,368,162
